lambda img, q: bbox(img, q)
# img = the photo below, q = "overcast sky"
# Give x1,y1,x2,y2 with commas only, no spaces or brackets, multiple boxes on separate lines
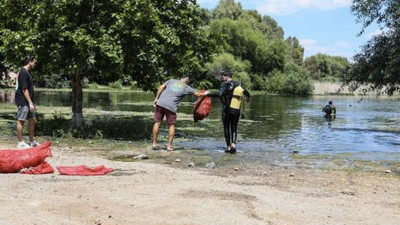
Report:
198,0,381,61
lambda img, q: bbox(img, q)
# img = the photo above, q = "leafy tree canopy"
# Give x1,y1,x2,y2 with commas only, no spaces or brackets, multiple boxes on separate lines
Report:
350,0,400,88
0,0,213,127
304,53,351,82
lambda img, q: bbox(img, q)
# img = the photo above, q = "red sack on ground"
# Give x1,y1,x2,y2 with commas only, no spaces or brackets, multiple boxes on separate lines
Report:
193,90,212,123
0,142,52,173
56,165,114,176
21,161,54,174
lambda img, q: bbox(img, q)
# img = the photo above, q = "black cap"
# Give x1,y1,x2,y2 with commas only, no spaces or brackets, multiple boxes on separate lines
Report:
221,70,232,77
180,74,189,79
329,101,332,104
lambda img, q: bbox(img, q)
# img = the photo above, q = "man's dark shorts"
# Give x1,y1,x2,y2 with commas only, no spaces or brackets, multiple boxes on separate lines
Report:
154,105,177,125
17,106,35,121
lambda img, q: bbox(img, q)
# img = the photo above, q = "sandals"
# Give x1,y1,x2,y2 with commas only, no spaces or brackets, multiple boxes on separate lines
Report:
166,145,173,152
152,146,161,150
152,145,173,152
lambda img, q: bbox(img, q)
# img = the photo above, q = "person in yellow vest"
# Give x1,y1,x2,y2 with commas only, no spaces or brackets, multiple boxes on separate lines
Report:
208,71,251,154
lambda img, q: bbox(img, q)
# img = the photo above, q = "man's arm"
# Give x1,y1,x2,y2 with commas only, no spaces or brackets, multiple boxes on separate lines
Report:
193,90,209,97
153,84,166,107
22,89,35,112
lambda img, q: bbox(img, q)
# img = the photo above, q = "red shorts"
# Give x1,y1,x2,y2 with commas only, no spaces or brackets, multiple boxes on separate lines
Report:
154,105,177,125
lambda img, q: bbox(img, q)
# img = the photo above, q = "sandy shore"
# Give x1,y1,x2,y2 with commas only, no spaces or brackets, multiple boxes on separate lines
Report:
1,142,400,225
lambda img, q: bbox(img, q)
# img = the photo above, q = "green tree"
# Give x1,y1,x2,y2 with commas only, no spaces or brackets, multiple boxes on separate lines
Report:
304,54,350,81
267,61,314,95
261,15,284,40
204,52,251,89
209,19,287,76
0,0,211,128
213,0,243,20
286,37,304,65
350,0,400,90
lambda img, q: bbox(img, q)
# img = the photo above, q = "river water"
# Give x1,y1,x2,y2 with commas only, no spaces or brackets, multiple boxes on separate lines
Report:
1,89,399,167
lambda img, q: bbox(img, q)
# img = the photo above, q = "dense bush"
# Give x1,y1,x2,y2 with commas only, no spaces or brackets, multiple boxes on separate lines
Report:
267,62,314,95
303,54,350,81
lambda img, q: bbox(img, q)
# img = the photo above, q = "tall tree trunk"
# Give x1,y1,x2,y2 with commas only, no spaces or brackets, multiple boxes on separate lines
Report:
71,74,84,128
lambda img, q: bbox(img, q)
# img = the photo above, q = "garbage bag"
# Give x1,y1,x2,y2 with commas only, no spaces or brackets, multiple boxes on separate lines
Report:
0,142,52,173
56,165,114,176
21,161,54,174
193,90,212,123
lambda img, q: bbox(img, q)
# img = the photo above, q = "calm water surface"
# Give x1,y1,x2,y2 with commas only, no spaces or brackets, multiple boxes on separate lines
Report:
1,89,399,165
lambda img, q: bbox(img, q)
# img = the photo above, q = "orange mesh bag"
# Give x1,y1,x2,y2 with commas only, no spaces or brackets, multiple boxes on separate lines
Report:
0,142,52,173
193,90,212,123
56,165,114,176
21,161,54,174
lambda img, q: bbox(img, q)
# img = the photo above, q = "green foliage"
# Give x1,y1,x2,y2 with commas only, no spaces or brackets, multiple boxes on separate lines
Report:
108,80,123,89
249,73,267,90
303,54,350,81
0,0,214,128
260,15,284,39
36,74,70,89
286,37,304,65
213,0,243,20
209,18,287,76
212,1,284,40
35,112,71,137
204,52,251,88
267,61,314,95
82,77,99,89
117,0,213,91
350,0,400,88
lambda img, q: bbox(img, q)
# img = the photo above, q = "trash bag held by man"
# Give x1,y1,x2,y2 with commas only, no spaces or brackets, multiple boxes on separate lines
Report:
193,89,212,123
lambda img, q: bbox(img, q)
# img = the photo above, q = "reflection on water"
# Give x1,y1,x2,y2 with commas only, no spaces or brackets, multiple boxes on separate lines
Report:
1,89,399,164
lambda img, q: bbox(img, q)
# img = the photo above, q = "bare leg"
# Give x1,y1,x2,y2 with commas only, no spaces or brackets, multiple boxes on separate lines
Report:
28,118,35,142
17,120,25,142
152,122,161,147
167,124,175,151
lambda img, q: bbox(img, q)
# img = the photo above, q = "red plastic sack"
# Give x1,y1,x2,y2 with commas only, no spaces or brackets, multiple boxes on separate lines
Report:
56,165,114,176
21,161,54,174
193,90,212,123
0,142,52,173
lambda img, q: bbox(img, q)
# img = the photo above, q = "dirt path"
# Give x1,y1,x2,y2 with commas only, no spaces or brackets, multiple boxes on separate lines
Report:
1,144,400,225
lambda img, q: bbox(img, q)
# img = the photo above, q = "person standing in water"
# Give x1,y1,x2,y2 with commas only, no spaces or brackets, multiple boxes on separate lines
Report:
208,71,251,154
322,100,336,116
